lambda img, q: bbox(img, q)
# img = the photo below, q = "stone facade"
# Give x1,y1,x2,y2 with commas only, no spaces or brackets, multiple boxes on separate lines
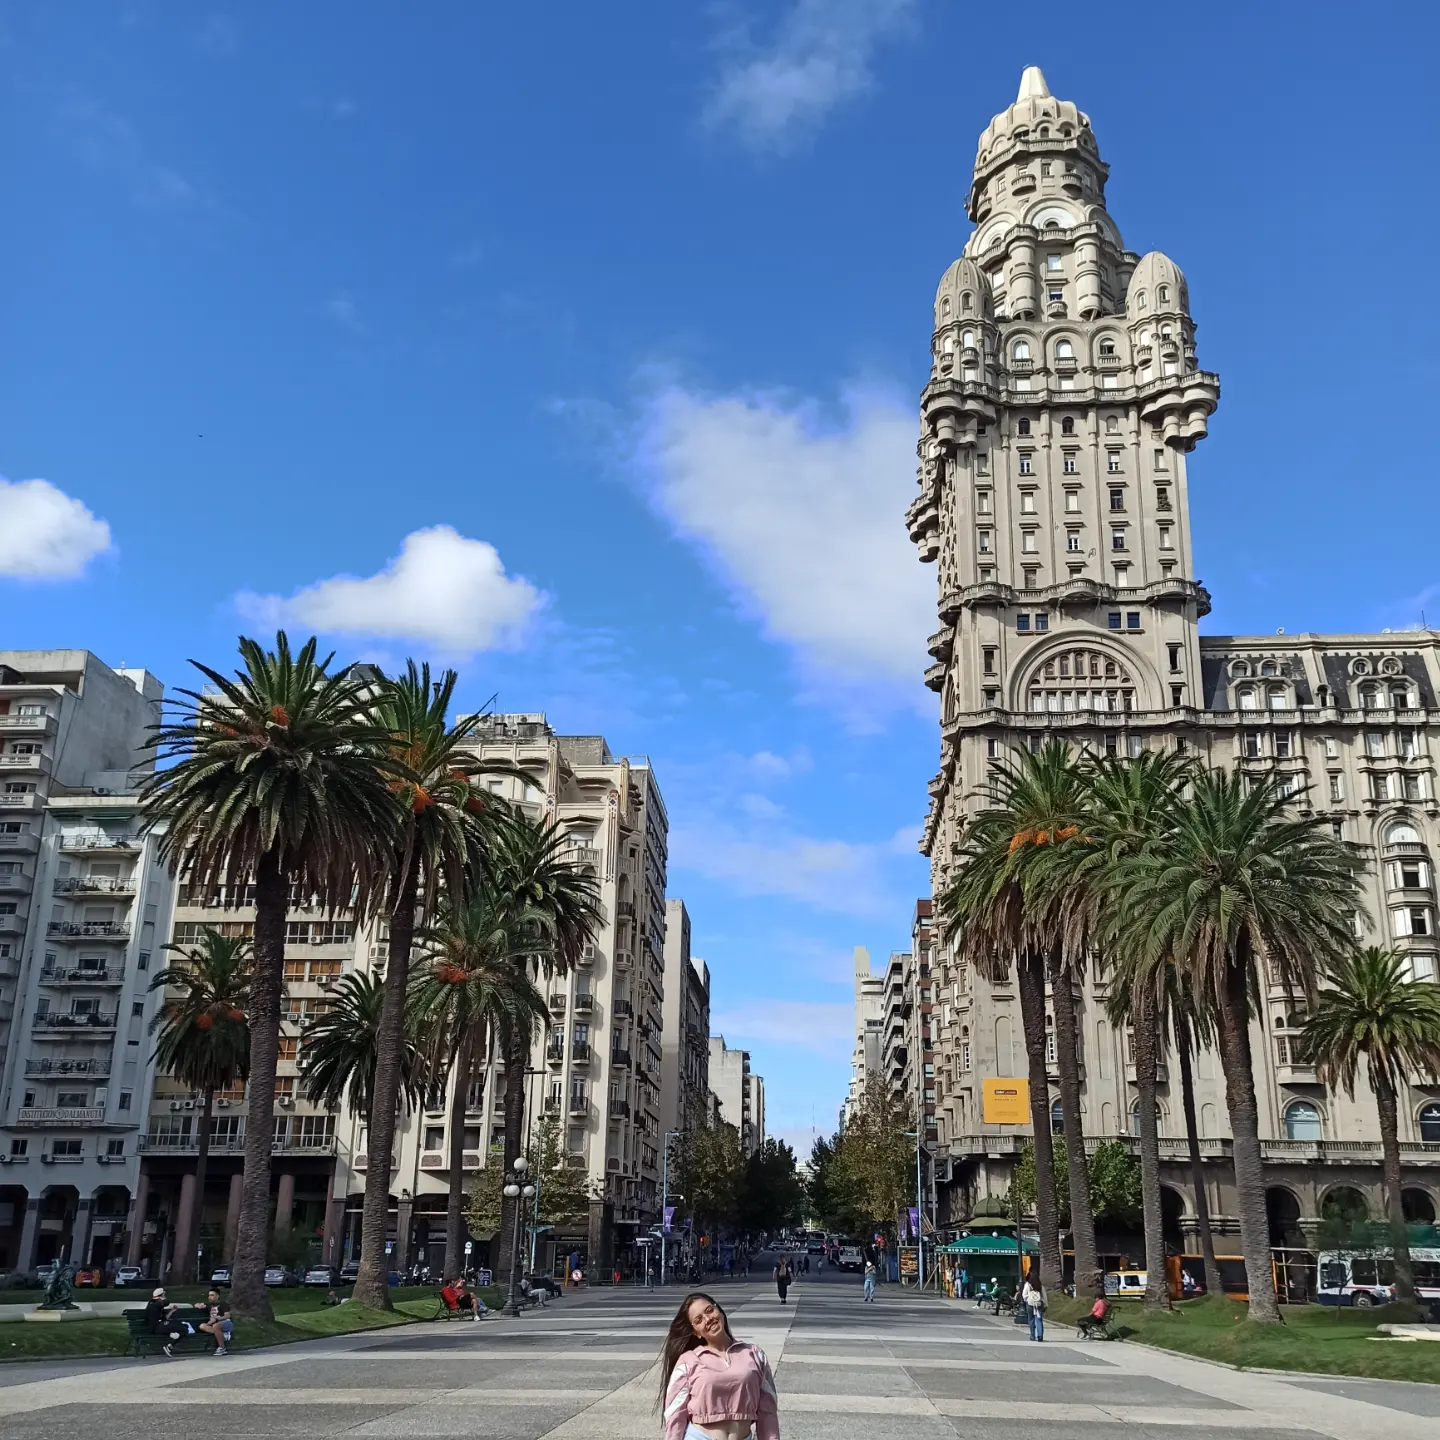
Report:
660,898,711,1142
907,69,1440,1254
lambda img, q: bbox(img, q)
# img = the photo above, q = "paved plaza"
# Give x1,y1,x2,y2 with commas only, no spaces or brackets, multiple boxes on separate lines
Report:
2,1268,1439,1439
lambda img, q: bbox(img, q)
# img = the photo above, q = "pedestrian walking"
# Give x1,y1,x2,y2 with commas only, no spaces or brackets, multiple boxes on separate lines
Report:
862,1258,877,1303
1022,1273,1045,1341
773,1256,792,1305
658,1291,780,1440
959,1267,969,1299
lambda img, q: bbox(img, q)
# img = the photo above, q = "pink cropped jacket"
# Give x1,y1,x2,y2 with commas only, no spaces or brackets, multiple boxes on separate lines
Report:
663,1340,779,1440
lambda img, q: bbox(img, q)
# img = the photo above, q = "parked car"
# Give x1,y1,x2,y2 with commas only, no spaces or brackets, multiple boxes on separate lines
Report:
73,1268,105,1287
210,1266,232,1287
303,1265,336,1287
263,1265,297,1287
338,1262,360,1285
114,1265,145,1287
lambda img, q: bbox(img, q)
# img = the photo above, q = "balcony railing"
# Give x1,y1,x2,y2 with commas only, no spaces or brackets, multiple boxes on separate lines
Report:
33,1011,118,1032
571,1041,591,1064
25,1058,110,1078
547,993,567,1013
53,877,136,896
140,1130,337,1156
573,993,594,1013
613,999,632,1018
0,714,54,732
58,833,140,852
567,1098,591,1117
41,965,125,986
610,1048,631,1068
47,921,131,942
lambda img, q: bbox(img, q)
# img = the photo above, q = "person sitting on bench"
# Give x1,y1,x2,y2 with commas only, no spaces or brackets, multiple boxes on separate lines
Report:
1077,1295,1111,1339
441,1278,484,1321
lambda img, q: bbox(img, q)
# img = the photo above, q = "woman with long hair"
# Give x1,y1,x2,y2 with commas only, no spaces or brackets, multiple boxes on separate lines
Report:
658,1291,780,1440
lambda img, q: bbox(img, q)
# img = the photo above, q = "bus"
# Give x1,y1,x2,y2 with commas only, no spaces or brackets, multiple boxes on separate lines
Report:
1316,1247,1440,1308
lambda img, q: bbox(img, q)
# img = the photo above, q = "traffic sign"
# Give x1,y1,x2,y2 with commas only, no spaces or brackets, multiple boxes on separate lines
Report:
464,1240,473,1254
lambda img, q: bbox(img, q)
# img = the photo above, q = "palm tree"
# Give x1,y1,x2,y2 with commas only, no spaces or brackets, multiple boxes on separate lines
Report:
1303,947,1440,1310
148,930,252,1283
410,891,548,1278
1107,768,1361,1321
486,815,603,1289
298,970,427,1115
1171,1001,1225,1299
140,633,402,1319
1059,748,1194,1313
353,662,516,1311
939,743,1093,1290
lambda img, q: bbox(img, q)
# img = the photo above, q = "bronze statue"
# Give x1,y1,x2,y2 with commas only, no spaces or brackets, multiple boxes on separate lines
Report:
37,1263,78,1310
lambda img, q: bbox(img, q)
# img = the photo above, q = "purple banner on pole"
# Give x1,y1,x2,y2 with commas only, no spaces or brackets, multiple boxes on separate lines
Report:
663,1206,675,1234
907,1207,919,1240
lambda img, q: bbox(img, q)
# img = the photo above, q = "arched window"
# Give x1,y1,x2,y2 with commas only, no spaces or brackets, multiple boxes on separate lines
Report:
1392,686,1411,710
1013,340,1031,361
1284,1101,1322,1141
962,291,974,313
1050,1098,1065,1135
1038,125,1050,139
1420,1103,1440,1143
1260,661,1277,677
961,329,975,347
1268,685,1287,710
1353,659,1372,676
1360,684,1379,710
1229,660,1251,678
1017,417,1031,436
1130,1097,1162,1136
941,334,955,354
940,296,951,317
1105,416,1120,434
1388,822,1422,845
1136,290,1148,312
1056,339,1074,360
1158,284,1170,305
1236,686,1257,710
1061,416,1075,436
1027,647,1136,714
1099,338,1116,356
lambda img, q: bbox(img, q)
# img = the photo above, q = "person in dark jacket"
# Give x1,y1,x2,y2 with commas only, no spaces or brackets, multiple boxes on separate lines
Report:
773,1257,793,1304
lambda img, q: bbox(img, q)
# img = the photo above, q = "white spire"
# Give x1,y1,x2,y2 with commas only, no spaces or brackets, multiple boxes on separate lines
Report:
1017,66,1050,101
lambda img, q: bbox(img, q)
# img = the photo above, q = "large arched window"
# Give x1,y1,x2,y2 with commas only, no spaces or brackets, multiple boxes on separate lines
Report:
1061,416,1075,436
1267,685,1287,710
1055,339,1074,360
1157,284,1170,305
1388,822,1422,846
1236,686,1258,710
1284,1101,1322,1141
1013,340,1031,362
1017,416,1032,436
1050,1098,1065,1135
1027,647,1136,714
1420,1103,1440,1143
1130,1097,1163,1137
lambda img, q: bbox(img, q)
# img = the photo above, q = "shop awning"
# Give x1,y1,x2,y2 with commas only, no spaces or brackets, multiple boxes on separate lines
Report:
939,1234,1039,1255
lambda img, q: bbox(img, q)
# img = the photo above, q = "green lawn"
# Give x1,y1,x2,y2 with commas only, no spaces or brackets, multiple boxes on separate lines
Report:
0,1283,467,1362
1045,1294,1440,1385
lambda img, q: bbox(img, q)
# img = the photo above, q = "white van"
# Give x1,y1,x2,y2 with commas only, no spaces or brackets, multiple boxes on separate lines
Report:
838,1246,864,1272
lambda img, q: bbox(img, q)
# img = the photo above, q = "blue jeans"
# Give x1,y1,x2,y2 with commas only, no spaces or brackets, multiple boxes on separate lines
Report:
863,1274,876,1301
1029,1308,1044,1341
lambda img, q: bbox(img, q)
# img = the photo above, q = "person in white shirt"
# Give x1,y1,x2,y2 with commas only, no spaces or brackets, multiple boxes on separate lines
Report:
1021,1273,1046,1341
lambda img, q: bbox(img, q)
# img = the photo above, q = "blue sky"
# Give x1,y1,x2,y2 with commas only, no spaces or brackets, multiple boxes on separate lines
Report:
2,1,1437,1153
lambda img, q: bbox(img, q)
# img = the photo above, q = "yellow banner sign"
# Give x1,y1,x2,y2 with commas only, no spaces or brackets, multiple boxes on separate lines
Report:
982,1078,1031,1126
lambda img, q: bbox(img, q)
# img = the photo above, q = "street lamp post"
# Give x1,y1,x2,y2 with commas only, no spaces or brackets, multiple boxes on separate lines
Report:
661,1129,682,1286
502,1157,536,1317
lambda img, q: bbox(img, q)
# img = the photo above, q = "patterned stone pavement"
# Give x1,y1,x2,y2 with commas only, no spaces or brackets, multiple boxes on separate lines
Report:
1,1271,1437,1439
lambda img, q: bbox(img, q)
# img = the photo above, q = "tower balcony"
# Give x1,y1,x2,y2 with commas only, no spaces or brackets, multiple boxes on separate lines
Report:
926,629,954,663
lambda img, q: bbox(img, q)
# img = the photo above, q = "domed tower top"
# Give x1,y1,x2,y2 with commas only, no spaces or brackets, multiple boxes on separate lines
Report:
1126,251,1191,319
967,67,1111,232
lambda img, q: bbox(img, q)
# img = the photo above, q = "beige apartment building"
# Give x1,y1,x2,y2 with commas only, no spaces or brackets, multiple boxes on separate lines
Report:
905,68,1440,1254
660,898,711,1145
139,711,672,1280
709,1035,763,1157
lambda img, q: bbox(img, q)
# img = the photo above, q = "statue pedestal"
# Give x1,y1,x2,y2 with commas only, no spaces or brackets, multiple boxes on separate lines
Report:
24,1306,95,1322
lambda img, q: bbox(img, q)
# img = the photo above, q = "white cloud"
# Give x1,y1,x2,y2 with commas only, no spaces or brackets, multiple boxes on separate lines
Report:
670,817,920,918
702,0,914,152
325,293,363,333
236,526,544,655
638,383,932,695
0,477,113,580
711,999,854,1058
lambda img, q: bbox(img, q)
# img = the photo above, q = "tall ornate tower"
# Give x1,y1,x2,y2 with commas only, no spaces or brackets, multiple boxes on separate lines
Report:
907,67,1221,892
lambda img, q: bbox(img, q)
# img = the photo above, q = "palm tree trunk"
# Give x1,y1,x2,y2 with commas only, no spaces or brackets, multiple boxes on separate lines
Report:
1133,989,1170,1311
230,847,284,1321
1373,1067,1417,1308
1215,941,1280,1322
1016,950,1062,1288
1175,1012,1223,1298
499,1024,528,1289
1049,951,1099,1298
187,1086,215,1285
444,1027,474,1280
354,843,421,1311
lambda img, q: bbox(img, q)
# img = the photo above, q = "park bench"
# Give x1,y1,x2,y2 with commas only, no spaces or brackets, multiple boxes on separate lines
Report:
124,1308,214,1358
1075,1311,1118,1341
